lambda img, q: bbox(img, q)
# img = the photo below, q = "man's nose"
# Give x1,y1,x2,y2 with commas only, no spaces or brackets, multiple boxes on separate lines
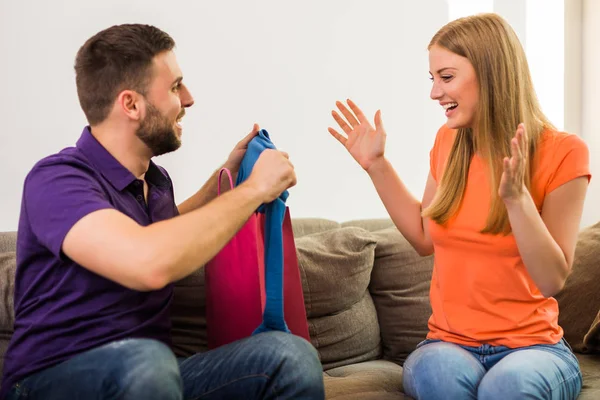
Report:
181,85,194,108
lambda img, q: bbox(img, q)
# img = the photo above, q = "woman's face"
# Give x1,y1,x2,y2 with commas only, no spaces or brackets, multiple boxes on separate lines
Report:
429,45,479,130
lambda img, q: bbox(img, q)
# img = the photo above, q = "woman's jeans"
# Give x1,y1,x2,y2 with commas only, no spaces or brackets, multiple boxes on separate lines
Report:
6,331,325,400
403,338,582,399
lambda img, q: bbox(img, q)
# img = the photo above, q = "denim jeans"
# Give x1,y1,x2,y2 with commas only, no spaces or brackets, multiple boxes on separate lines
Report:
6,331,324,400
403,338,582,400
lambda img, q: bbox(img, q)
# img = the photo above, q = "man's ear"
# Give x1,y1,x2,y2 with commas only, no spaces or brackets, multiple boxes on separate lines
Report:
117,90,144,121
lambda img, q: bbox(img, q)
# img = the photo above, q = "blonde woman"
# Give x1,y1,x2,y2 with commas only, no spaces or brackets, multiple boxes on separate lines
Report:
329,13,589,400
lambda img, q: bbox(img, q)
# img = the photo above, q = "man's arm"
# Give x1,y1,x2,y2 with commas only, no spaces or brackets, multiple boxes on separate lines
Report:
177,167,222,215
63,149,295,291
178,124,260,215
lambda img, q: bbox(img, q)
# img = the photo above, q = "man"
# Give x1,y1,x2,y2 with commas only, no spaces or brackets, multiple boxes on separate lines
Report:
1,24,324,400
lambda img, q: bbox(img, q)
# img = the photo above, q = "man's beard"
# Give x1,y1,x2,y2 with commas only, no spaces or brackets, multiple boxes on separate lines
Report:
136,101,182,157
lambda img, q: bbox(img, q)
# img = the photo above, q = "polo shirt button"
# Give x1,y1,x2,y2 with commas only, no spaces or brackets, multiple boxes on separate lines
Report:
136,195,143,201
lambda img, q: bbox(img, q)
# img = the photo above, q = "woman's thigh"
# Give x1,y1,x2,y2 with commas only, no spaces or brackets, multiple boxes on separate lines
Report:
403,340,486,400
478,340,582,400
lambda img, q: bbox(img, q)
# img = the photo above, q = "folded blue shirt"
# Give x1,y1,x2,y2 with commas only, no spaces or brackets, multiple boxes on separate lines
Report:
236,129,290,334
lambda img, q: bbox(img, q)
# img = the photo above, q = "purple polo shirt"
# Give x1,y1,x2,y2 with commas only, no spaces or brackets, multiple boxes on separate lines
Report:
1,127,179,398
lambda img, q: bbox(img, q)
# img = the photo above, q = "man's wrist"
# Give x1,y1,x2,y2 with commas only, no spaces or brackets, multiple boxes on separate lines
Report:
237,180,267,206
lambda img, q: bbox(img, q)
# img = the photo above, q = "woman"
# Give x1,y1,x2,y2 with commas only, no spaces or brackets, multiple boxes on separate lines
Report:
328,13,590,400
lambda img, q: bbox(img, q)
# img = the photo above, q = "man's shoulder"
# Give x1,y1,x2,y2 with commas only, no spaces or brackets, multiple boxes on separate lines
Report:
26,146,96,183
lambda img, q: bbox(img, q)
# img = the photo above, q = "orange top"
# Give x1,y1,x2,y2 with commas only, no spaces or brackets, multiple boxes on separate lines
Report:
427,125,591,348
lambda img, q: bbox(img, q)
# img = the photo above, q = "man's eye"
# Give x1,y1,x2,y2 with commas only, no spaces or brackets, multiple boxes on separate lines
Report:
172,84,181,92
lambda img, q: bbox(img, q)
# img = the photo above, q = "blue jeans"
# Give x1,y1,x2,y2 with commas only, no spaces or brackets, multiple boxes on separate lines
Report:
6,332,324,400
403,338,582,399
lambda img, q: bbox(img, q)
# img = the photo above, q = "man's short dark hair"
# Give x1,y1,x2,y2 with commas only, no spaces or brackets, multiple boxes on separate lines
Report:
74,24,175,125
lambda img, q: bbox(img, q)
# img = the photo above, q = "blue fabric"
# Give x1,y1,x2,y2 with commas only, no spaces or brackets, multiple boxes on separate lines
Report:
235,129,290,334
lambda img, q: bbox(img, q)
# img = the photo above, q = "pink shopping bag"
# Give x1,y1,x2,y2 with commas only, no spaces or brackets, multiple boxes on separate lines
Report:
205,168,310,349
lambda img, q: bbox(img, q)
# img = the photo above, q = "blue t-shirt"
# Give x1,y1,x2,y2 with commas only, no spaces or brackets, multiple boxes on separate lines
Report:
0,127,179,398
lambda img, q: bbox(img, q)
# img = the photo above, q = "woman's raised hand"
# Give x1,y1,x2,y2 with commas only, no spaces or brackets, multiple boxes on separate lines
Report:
328,99,386,172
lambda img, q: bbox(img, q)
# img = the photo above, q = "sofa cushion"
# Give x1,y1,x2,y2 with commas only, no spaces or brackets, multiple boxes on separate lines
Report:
342,219,396,233
556,221,600,351
369,227,433,366
296,227,381,369
0,251,16,377
576,354,600,399
0,233,17,254
581,310,600,354
292,218,341,238
323,360,406,399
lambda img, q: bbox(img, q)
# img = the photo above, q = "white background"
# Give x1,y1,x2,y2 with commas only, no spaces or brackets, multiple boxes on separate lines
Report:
1,0,596,231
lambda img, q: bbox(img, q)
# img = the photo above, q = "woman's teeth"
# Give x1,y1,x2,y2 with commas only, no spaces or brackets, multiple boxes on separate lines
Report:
443,102,458,110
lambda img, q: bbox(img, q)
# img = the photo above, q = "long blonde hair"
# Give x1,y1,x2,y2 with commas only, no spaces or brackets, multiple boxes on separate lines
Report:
422,13,554,234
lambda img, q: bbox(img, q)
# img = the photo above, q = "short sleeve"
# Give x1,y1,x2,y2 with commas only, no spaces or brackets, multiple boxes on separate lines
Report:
23,158,114,258
429,125,450,182
429,145,438,182
545,134,591,194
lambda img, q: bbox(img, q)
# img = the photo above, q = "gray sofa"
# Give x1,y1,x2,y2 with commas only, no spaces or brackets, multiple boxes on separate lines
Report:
1,218,599,399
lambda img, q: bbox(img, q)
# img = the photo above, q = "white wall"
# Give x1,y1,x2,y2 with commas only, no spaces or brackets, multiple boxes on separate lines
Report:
564,0,582,135
0,0,595,231
0,0,448,231
582,0,600,227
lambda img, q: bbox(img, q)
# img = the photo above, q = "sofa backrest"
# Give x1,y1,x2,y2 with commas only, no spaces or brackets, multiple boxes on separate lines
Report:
0,233,16,254
1,219,599,381
292,218,433,367
0,232,16,383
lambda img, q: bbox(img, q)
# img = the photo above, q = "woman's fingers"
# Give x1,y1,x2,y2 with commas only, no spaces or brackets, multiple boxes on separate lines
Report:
516,123,527,163
331,110,353,135
503,156,512,179
511,137,521,163
374,109,384,132
347,99,369,124
336,101,360,128
328,127,347,146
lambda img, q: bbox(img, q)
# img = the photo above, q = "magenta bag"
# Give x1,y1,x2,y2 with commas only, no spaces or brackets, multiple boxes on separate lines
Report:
204,168,310,349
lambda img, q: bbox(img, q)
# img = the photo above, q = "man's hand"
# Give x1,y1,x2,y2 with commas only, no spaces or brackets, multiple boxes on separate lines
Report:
245,149,297,203
178,123,261,214
223,123,261,175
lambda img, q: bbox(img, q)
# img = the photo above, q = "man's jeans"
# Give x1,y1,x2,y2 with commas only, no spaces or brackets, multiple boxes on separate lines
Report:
6,331,324,400
403,338,582,399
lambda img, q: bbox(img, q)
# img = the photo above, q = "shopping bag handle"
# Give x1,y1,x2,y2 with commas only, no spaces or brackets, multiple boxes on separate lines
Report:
218,167,234,196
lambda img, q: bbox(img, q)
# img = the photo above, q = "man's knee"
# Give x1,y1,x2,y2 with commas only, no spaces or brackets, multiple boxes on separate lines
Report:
114,339,182,400
258,332,319,366
253,332,324,394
